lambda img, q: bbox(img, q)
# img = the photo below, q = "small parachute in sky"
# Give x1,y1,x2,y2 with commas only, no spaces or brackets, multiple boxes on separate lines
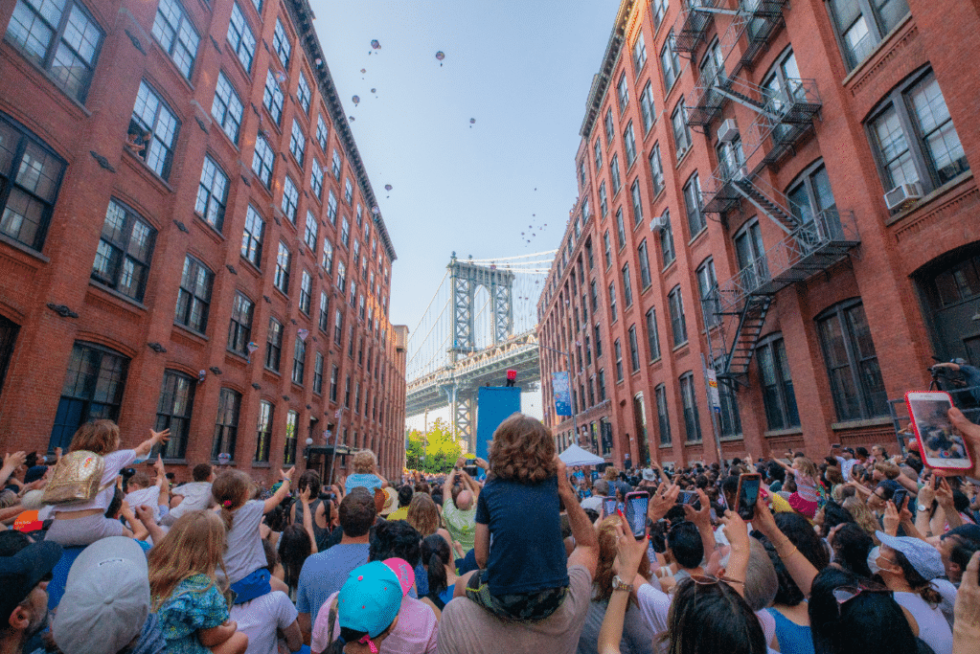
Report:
384,184,392,191
349,116,355,122
435,51,445,66
371,88,376,94
371,40,381,49
469,118,476,124
360,68,366,73
352,95,360,105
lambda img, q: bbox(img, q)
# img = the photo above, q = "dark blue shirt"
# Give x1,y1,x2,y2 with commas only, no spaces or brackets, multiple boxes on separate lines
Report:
476,475,569,595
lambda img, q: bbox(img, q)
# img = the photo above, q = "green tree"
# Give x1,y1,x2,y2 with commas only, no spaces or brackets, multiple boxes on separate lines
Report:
405,418,463,474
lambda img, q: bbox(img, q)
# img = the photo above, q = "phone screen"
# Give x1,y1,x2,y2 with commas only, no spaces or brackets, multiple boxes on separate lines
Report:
625,492,649,539
907,392,972,469
678,490,701,510
737,474,761,521
603,496,618,517
892,489,909,509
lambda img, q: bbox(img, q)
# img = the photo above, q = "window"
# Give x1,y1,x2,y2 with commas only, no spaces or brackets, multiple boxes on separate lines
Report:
151,0,199,79
316,114,329,150
326,190,338,224
130,81,179,179
283,411,299,463
615,339,623,381
787,162,836,225
49,342,128,451
622,264,633,307
649,143,664,197
341,216,350,247
671,101,691,159
317,292,330,333
263,69,284,124
344,375,351,407
683,172,705,235
333,308,343,345
609,212,624,255
207,75,243,146
5,0,103,102
639,83,656,135
868,70,968,197
599,182,608,218
603,230,612,268
212,388,241,460
321,238,334,273
661,33,680,90
637,239,652,289
281,176,298,224
680,372,702,442
645,308,661,361
593,139,602,172
227,292,254,355
331,149,342,179
610,154,621,194
195,156,229,231
604,107,615,144
653,0,668,27
241,205,264,266
617,72,629,112
310,158,323,199
0,117,66,251
816,299,887,421
226,4,255,72
299,269,312,314
336,260,347,293
598,369,607,401
91,199,155,301
659,210,676,267
655,384,671,445
630,179,644,226
696,258,721,328
828,0,910,69
313,351,323,394
329,364,339,402
700,40,725,85
628,325,640,372
155,370,195,459
734,219,768,291
668,285,687,346
609,281,618,321
289,120,305,164
297,73,311,113
623,122,637,167
266,317,283,371
633,33,647,71
291,337,305,385
175,256,212,332
274,242,290,294
304,210,318,250
757,334,800,430
590,280,598,311
344,178,353,204
251,134,274,186
255,401,273,463
272,19,291,66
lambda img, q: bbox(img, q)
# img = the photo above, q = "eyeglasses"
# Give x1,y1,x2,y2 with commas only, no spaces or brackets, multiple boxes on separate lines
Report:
831,585,891,614
689,574,744,587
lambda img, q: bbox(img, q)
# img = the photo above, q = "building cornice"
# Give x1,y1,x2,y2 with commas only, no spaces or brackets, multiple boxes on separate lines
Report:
579,0,636,139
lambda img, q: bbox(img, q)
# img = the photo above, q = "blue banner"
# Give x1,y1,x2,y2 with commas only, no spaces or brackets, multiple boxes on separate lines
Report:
553,371,572,417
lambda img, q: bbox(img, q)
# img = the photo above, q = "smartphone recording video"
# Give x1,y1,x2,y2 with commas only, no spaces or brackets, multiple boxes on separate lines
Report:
906,391,973,471
603,496,618,518
678,490,701,510
624,491,649,539
736,473,761,521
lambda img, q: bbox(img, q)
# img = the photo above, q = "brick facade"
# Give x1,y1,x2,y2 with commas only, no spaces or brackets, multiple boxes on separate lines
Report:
0,0,407,483
538,0,980,468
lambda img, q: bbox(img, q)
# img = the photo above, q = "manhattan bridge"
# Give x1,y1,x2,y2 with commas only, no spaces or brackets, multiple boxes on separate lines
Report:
405,252,555,451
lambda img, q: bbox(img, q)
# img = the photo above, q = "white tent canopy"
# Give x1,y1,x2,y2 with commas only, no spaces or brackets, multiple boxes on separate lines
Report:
559,444,605,467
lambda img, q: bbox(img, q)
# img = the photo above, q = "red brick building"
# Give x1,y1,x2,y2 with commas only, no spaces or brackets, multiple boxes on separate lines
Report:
539,0,980,468
0,0,407,482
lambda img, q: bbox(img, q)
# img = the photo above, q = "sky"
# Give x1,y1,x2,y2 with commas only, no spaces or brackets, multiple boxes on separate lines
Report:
310,0,622,337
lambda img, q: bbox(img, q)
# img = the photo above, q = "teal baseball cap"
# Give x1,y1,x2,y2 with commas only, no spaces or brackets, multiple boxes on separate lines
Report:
338,558,413,644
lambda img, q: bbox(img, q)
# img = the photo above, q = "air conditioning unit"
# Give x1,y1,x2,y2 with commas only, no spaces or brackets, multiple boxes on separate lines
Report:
717,119,739,143
649,214,668,231
883,182,923,211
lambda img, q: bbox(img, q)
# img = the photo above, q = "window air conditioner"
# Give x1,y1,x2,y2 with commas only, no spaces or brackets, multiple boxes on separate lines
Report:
883,182,923,211
717,119,739,143
650,214,668,231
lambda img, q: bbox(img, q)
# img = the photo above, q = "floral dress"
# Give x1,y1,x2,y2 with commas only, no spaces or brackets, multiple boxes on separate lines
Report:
155,574,230,654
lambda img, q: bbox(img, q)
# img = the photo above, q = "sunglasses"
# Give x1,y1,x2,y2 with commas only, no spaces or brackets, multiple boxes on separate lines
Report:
689,574,744,587
831,584,891,614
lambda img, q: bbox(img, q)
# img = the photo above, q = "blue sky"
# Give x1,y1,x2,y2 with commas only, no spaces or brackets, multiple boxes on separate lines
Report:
311,0,622,337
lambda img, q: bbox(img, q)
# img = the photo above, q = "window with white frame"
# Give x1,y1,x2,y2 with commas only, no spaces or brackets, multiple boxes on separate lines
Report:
623,122,637,167
344,178,353,204
661,33,680,90
226,3,255,71
319,291,329,331
594,139,602,172
671,101,691,159
297,73,311,113
640,83,655,133
341,216,350,246
653,0,668,27
251,134,274,186
327,190,338,224
272,18,290,66
211,73,244,143
130,81,179,179
151,0,199,79
263,70,284,124
316,114,329,150
321,238,333,273
274,242,290,294
610,154,621,194
304,210,318,251
599,182,608,218
241,205,263,266
310,158,323,199
336,260,347,293
281,176,298,224
195,157,228,231
633,32,647,71
617,72,629,112
289,119,305,164
331,149,342,178
299,269,312,314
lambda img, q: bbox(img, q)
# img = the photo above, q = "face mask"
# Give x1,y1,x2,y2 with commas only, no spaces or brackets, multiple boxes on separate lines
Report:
867,546,882,575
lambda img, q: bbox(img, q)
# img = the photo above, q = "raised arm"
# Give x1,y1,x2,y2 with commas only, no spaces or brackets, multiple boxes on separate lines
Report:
299,486,318,554
133,429,170,458
597,514,649,654
442,468,458,507
0,451,26,488
752,494,818,597
559,457,599,577
263,468,294,514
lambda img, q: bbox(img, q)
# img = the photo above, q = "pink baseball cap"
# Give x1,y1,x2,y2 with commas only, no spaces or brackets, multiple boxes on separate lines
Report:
383,557,415,595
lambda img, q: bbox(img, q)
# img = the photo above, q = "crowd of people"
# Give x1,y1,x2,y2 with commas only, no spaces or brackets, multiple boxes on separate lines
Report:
2,410,980,654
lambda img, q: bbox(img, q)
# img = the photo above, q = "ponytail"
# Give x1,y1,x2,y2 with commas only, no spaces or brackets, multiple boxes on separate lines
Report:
211,470,251,533
421,534,451,596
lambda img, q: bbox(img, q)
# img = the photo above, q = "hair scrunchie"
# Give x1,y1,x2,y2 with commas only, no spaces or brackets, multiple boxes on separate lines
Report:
222,500,232,508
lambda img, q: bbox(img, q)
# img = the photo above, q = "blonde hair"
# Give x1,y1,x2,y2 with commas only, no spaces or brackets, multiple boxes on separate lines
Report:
148,510,228,610
69,419,120,455
842,497,880,541
488,414,556,484
874,461,900,480
594,517,650,602
211,469,252,532
352,450,377,474
793,456,818,480
406,493,440,537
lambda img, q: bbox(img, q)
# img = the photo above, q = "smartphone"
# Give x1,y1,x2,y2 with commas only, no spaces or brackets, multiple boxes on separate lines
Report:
678,490,701,510
736,473,762,521
906,391,973,471
892,488,909,510
624,491,650,539
603,496,618,518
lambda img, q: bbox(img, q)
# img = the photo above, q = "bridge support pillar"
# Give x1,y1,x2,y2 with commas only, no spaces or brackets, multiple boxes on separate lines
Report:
456,389,476,452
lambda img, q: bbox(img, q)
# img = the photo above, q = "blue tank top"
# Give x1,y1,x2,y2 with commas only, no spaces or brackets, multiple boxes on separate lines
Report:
766,607,815,654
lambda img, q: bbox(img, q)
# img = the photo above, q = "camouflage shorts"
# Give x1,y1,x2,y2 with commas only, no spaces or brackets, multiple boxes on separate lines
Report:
465,568,568,622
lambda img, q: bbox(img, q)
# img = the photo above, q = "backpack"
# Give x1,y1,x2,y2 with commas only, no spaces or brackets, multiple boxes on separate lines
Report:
42,450,107,505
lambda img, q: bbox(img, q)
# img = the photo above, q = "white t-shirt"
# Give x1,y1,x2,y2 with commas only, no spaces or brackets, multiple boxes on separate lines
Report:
580,496,604,512
932,578,958,629
51,450,136,514
893,591,953,654
125,486,161,521
223,500,269,584
229,590,297,654
169,481,213,520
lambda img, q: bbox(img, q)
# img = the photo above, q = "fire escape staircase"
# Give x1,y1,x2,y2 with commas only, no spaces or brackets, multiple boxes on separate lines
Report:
672,0,788,66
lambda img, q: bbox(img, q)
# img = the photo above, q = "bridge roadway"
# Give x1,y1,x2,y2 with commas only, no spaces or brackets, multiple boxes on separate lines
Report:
405,331,541,449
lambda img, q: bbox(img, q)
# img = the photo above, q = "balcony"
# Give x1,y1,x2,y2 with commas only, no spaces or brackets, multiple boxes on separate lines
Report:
687,72,733,128
738,0,788,70
674,0,717,54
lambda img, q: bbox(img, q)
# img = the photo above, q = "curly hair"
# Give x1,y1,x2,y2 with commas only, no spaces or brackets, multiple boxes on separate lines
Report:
69,419,120,455
352,450,377,474
488,414,556,484
406,493,440,537
593,516,650,602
